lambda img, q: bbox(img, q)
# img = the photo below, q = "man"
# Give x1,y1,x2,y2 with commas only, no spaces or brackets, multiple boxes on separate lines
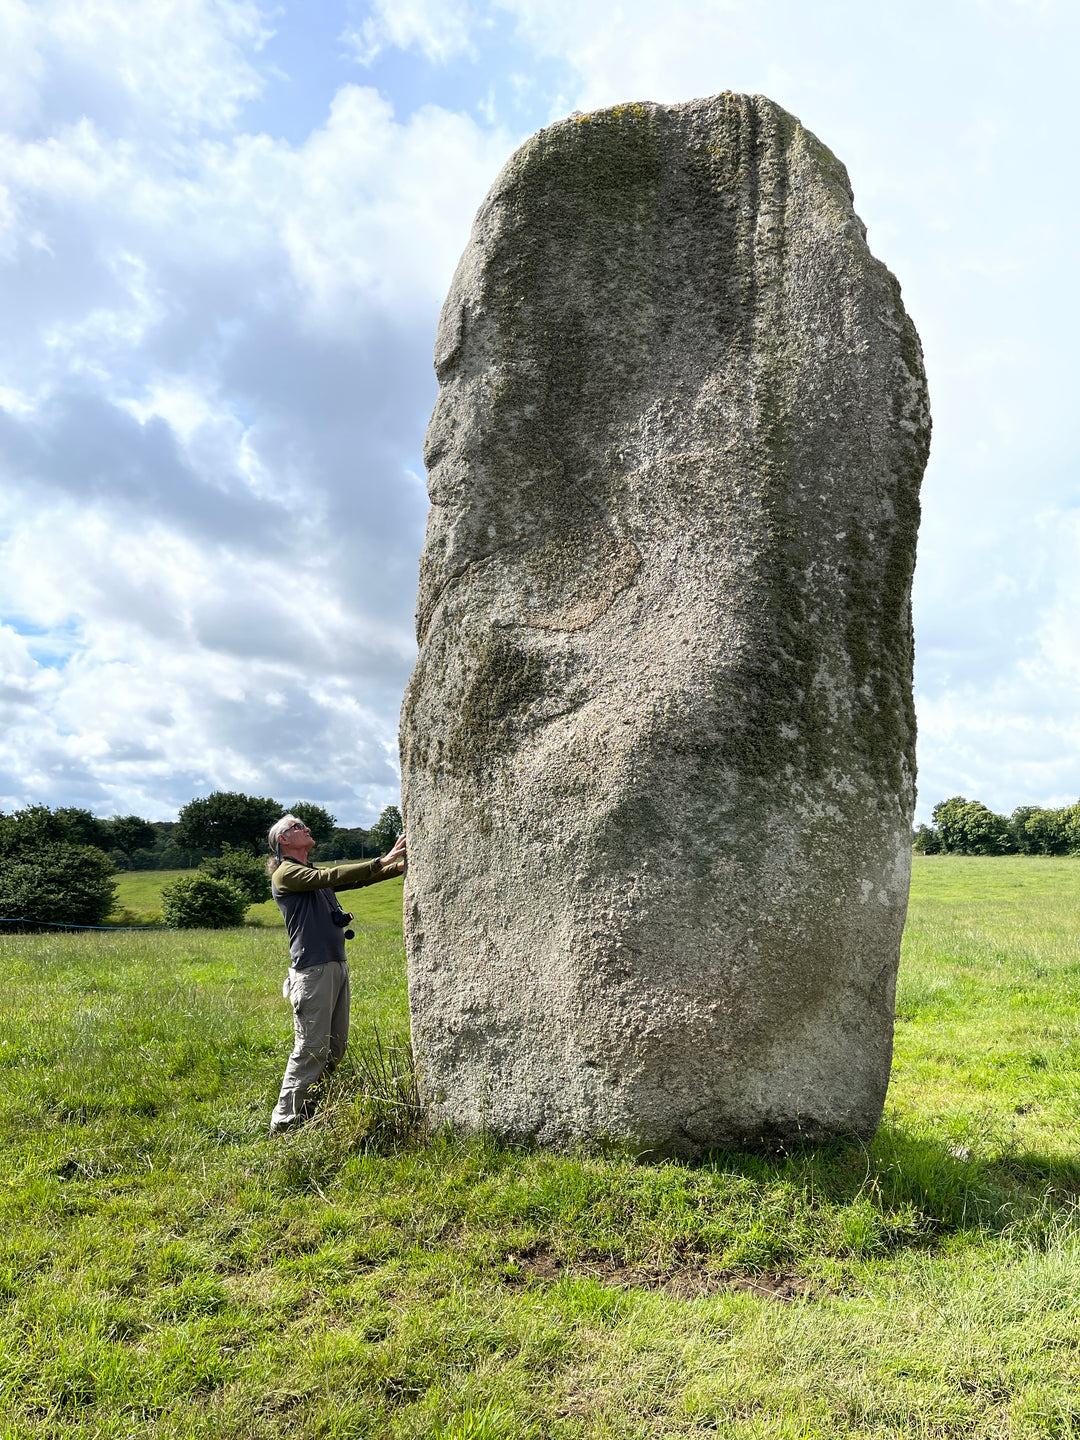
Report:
267,813,407,1136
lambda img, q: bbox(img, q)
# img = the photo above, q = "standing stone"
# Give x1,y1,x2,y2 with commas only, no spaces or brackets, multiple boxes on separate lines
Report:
401,94,929,1155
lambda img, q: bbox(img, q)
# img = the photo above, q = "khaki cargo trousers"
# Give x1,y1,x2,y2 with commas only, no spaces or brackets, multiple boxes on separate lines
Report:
270,960,350,1135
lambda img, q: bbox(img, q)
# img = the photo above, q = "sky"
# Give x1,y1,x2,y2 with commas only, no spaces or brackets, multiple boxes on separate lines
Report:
0,0,1077,827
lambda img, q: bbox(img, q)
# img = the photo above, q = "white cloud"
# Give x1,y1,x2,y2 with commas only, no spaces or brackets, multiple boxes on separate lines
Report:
0,83,510,352
1032,513,1080,685
272,86,511,326
0,4,515,821
0,495,412,816
344,0,480,66
31,0,268,134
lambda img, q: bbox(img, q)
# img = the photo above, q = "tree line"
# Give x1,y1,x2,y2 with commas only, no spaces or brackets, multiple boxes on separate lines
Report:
914,797,1080,856
0,794,402,870
0,793,403,929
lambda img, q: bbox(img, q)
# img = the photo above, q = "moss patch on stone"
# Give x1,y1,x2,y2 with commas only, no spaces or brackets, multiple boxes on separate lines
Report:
444,636,561,779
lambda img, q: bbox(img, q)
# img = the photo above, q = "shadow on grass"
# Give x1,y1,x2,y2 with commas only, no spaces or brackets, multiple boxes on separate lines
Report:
261,1031,1080,1267
705,1127,999,1229
695,1118,1080,1245
988,1146,1080,1197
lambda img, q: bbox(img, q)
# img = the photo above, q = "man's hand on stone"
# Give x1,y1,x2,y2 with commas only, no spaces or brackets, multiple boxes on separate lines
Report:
379,833,407,875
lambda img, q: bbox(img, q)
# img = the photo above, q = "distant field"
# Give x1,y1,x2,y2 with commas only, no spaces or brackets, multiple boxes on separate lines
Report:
894,855,1080,1153
111,868,406,929
3,856,1080,1437
110,869,195,920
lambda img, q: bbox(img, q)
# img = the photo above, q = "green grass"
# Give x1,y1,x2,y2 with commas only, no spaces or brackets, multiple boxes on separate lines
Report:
110,868,407,929
111,869,194,914
4,858,1080,1437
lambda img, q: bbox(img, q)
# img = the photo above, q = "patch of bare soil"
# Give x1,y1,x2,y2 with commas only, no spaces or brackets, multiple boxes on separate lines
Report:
503,1248,827,1302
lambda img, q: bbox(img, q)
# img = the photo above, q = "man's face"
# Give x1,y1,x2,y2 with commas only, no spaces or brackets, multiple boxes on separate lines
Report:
279,821,313,855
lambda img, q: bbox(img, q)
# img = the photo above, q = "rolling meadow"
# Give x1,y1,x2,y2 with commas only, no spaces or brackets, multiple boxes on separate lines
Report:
2,857,1080,1438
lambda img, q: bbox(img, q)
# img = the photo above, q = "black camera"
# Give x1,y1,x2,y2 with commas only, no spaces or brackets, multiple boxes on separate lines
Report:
331,910,354,940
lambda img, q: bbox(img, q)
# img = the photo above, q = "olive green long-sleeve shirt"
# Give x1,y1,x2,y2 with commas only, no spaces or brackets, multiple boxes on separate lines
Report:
271,857,390,970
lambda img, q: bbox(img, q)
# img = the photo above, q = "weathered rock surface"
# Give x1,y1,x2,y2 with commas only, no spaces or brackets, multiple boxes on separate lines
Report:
401,93,930,1155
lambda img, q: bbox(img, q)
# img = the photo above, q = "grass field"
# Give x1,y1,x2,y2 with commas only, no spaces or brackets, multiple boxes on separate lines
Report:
3,857,1080,1438
108,869,407,930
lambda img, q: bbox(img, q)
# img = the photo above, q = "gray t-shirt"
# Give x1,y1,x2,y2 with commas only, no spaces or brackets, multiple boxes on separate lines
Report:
271,857,384,970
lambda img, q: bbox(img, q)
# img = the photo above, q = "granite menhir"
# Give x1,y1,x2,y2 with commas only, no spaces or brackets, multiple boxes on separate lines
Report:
401,93,930,1155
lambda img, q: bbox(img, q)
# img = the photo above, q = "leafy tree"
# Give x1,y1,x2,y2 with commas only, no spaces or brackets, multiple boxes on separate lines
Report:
368,805,403,857
160,873,248,929
199,844,271,905
912,824,944,855
918,798,1080,857
0,805,110,856
285,803,337,846
1008,806,1041,854
107,815,157,869
176,792,281,856
932,797,1015,856
125,820,213,870
1010,806,1072,856
314,827,375,861
54,807,112,848
0,843,116,928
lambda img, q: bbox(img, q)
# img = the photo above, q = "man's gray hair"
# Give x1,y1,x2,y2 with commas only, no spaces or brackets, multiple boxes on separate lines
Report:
268,814,302,847
266,814,302,874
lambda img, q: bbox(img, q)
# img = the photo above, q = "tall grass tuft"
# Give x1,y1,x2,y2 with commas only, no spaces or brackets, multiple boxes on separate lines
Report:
340,1024,426,1150
266,1026,427,1194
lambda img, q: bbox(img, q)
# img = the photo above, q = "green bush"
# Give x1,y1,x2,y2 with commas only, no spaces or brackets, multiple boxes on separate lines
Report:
932,797,1015,855
160,873,248,929
0,842,117,928
198,844,271,905
1011,804,1080,856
